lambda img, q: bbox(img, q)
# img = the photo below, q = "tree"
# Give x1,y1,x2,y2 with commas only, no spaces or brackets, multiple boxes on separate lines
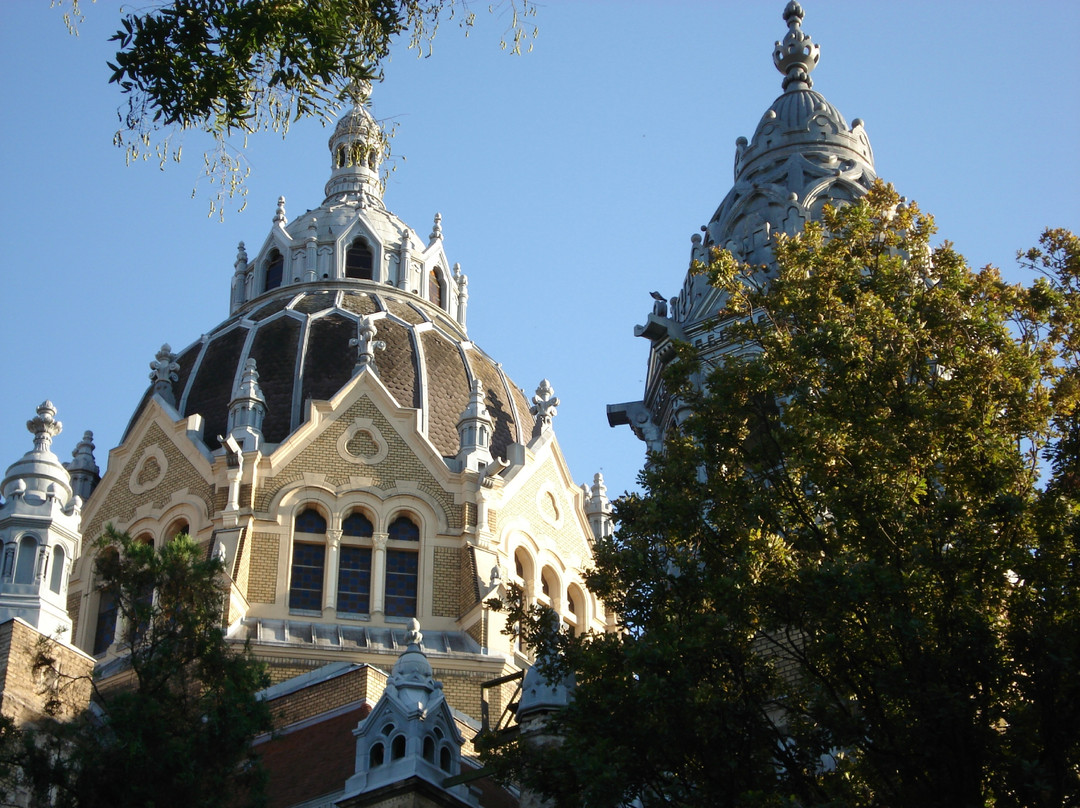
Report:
17,527,273,808
485,184,1080,807
59,0,536,214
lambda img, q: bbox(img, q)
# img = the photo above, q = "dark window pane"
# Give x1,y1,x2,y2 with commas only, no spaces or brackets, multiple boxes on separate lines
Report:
342,512,373,537
337,546,372,614
295,508,327,534
289,543,325,611
346,239,373,280
388,516,419,542
265,249,283,292
385,550,417,617
93,590,118,655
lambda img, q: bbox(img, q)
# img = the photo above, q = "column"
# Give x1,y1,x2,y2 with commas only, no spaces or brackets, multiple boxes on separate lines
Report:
370,532,388,617
324,529,342,615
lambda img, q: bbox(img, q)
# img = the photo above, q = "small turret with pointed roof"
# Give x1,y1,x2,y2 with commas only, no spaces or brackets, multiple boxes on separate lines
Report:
340,619,478,806
0,403,84,641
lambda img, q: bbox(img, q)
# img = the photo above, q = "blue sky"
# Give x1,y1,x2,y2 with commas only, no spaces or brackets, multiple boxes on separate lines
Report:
1,1,1077,500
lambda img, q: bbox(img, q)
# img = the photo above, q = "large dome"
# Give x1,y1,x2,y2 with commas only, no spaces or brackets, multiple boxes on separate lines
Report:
126,282,533,460
125,88,534,461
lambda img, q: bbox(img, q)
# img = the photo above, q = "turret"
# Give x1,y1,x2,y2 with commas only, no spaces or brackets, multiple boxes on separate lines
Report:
0,403,83,641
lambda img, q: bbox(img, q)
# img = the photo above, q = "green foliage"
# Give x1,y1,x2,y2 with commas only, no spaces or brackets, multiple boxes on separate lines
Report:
56,0,536,217
485,185,1080,807
19,526,272,808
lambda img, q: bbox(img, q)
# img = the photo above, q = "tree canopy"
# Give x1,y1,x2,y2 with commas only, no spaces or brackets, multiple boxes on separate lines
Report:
11,527,272,808
485,184,1080,807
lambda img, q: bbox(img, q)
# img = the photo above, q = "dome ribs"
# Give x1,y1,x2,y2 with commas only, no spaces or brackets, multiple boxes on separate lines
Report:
420,330,470,457
247,316,302,443
183,326,248,449
300,314,356,408
384,297,425,326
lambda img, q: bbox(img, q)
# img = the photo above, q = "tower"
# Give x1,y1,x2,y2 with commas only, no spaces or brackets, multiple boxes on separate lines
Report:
609,1,877,448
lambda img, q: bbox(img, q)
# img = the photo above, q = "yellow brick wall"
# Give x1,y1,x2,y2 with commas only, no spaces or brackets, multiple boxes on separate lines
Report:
503,455,591,561
254,397,461,530
458,546,478,616
83,421,215,543
431,546,459,618
247,532,280,604
266,664,386,729
0,620,94,725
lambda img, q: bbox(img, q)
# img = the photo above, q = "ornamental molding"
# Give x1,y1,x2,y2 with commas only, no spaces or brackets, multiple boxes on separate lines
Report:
129,445,168,495
337,418,388,466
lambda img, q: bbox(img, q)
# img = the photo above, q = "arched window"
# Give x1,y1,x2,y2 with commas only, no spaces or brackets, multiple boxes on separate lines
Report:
264,249,284,292
14,536,37,585
369,743,384,768
391,735,407,760
423,736,435,763
92,548,120,656
336,146,347,168
345,237,374,280
166,521,189,541
49,545,65,594
338,511,373,615
290,508,327,612
428,268,443,307
385,515,419,618
439,746,452,772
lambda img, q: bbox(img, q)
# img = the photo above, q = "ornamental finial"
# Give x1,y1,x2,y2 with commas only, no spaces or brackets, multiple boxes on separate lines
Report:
774,1,820,91
27,401,62,453
343,78,372,106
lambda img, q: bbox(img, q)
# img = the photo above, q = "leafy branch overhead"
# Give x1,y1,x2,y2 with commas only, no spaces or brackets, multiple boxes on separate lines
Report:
61,0,536,215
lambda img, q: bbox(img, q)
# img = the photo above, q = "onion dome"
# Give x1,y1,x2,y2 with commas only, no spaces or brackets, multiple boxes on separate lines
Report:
127,92,533,460
1,402,73,502
681,1,877,323
733,2,873,188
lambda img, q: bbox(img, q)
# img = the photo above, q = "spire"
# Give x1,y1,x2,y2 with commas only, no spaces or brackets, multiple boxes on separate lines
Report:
774,1,819,91
584,472,613,541
457,379,494,472
66,430,100,502
227,358,267,451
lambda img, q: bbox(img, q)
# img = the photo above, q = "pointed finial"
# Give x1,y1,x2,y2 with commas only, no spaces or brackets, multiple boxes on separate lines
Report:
69,431,98,472
774,1,820,91
530,379,560,437
236,241,248,264
350,315,387,375
150,344,180,406
27,401,62,453
343,78,373,106
406,617,423,646
273,196,287,225
430,212,443,242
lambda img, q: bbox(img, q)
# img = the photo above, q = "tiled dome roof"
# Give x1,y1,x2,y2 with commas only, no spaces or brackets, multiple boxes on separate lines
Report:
126,283,533,460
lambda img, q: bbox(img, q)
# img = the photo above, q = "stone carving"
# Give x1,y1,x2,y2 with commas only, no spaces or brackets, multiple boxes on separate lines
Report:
774,1,819,91
429,212,443,242
27,401,62,453
530,380,560,438
149,344,180,406
273,195,287,225
350,315,387,375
